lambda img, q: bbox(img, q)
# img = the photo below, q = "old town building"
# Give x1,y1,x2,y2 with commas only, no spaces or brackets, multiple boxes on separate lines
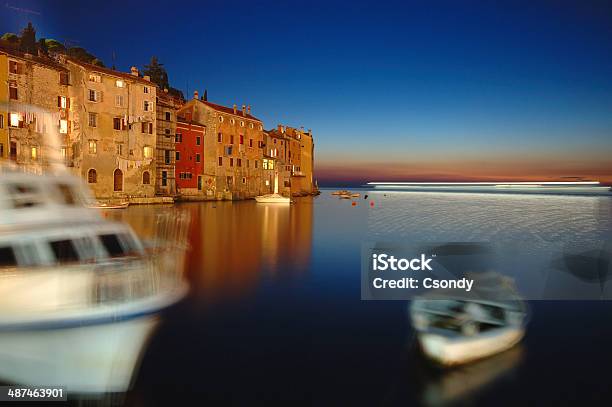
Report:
0,51,7,159
263,128,291,196
268,125,315,196
177,92,266,199
175,110,206,195
156,90,182,196
64,58,158,200
0,47,70,170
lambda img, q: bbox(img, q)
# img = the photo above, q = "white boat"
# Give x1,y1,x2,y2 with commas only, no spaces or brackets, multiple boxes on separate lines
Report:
88,201,130,209
255,171,291,204
410,273,527,366
0,167,188,393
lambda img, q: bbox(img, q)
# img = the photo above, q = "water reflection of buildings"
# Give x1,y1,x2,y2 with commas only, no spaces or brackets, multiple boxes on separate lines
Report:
105,199,314,301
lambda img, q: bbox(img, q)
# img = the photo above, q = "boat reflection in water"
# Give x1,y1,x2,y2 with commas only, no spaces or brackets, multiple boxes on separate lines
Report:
0,166,189,396
411,344,524,406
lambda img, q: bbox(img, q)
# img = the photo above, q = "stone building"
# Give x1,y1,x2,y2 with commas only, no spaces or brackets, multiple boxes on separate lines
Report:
64,59,157,200
177,92,265,199
155,90,182,196
0,47,70,170
269,125,315,196
175,111,206,196
0,51,7,159
263,127,291,196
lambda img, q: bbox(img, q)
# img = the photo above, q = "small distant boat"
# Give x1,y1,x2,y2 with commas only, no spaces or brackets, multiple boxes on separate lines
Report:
88,201,129,209
255,172,291,204
351,193,360,198
410,273,527,366
332,190,350,196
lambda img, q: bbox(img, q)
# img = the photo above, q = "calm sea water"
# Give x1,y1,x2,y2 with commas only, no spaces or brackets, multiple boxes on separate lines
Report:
105,189,612,406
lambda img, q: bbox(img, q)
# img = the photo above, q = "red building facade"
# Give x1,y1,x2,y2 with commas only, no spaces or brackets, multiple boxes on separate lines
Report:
175,115,206,193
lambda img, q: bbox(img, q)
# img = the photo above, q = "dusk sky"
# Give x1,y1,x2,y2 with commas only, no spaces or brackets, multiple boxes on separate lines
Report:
3,0,612,184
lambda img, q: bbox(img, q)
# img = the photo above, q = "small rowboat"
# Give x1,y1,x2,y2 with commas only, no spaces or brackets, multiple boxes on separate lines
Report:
410,273,527,366
88,201,130,209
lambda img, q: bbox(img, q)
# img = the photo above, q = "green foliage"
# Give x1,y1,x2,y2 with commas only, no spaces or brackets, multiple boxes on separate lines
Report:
168,87,185,101
91,58,105,67
66,46,103,65
44,38,66,53
19,22,37,54
1,33,19,43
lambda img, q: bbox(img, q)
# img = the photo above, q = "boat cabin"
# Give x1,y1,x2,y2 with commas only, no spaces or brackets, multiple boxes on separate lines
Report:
0,222,144,268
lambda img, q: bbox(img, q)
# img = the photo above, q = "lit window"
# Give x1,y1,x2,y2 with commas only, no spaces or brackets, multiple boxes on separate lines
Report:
9,112,21,127
59,96,68,108
61,147,67,158
143,146,153,158
88,73,101,83
116,80,125,88
88,140,97,154
31,147,38,160
59,120,68,134
88,89,100,102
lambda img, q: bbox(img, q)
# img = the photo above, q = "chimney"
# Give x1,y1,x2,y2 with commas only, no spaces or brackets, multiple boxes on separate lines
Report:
143,75,151,81
278,124,285,133
233,104,237,114
130,66,139,76
241,105,246,116
193,90,199,100
247,105,251,115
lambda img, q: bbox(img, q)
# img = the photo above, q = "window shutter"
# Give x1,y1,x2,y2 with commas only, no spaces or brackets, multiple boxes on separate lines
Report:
67,98,71,109
99,91,103,102
57,96,61,107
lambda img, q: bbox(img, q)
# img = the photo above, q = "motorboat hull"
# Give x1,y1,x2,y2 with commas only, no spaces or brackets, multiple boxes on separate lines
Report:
255,194,291,203
0,315,157,393
417,327,524,366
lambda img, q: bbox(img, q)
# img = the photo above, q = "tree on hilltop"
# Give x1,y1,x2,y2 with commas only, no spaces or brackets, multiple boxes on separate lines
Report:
19,22,37,54
143,56,170,90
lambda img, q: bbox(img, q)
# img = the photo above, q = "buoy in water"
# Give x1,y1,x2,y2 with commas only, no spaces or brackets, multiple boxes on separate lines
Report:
351,201,357,206
364,194,369,200
370,201,375,207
